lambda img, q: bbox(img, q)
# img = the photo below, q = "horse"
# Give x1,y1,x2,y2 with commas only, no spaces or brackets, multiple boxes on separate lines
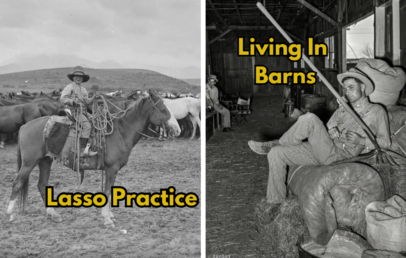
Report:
7,90,181,228
0,99,65,148
162,97,201,139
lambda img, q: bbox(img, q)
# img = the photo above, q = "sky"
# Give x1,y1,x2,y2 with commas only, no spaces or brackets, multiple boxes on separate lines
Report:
346,15,374,59
0,0,201,77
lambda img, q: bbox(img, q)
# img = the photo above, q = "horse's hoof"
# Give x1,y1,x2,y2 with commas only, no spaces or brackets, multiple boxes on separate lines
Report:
9,214,17,222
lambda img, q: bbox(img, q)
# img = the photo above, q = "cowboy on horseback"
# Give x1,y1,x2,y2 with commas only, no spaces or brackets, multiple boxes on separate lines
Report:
60,66,98,157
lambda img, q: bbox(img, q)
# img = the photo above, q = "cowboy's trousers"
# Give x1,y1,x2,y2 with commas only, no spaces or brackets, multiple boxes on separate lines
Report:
266,113,347,203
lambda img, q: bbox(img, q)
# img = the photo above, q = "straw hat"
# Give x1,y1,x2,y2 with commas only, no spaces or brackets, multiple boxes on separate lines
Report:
67,66,90,83
208,74,218,82
337,68,374,96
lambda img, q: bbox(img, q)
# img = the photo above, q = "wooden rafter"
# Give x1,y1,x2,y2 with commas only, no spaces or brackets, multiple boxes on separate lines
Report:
297,0,338,27
291,3,307,25
208,29,233,45
206,25,297,30
306,0,337,27
233,0,245,25
276,1,288,22
207,0,228,26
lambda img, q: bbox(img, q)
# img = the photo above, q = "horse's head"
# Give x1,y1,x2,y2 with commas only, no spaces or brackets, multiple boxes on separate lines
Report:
148,89,181,137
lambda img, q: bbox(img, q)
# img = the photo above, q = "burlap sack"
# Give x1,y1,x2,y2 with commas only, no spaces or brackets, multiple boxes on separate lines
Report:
366,195,406,252
288,163,385,245
356,58,406,107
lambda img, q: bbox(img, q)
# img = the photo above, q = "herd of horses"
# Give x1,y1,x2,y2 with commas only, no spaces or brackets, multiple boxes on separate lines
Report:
0,90,201,148
1,89,201,226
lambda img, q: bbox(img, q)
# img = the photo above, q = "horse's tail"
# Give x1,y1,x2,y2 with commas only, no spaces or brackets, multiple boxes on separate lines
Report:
16,127,29,213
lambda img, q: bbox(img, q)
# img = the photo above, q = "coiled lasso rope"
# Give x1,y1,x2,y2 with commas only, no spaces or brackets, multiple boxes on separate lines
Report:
90,94,133,192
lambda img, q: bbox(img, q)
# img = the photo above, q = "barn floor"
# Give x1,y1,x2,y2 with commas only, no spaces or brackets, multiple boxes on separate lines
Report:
206,94,296,257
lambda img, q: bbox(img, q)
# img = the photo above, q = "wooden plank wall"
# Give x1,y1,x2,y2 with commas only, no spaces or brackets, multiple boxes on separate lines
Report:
398,0,406,67
208,34,291,95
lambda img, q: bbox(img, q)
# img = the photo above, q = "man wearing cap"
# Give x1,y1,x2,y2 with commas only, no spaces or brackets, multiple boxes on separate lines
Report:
61,66,98,157
206,74,232,132
248,68,391,204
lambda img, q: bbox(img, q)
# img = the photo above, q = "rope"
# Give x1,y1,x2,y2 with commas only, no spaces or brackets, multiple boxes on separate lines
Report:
90,94,132,136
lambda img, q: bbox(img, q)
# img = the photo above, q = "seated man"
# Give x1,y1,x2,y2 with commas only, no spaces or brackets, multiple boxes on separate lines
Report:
206,74,232,132
248,68,391,204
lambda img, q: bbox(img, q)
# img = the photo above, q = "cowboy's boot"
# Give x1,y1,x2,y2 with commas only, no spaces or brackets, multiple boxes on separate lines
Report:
80,138,98,157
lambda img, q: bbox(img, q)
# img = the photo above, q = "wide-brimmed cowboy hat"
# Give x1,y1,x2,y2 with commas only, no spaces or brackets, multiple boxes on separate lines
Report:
67,66,90,83
208,74,218,82
337,68,374,96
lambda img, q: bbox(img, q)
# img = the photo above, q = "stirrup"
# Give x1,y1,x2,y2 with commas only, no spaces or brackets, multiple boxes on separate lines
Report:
83,143,98,157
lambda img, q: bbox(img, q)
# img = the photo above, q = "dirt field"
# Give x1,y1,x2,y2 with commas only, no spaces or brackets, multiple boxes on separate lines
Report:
0,138,201,258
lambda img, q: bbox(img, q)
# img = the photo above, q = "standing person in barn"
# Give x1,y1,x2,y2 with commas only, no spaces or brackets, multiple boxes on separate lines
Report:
60,66,98,157
206,74,232,132
248,63,394,205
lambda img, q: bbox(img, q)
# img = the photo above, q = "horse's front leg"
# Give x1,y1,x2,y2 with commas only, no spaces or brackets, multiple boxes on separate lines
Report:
101,166,119,228
0,134,5,149
38,157,62,222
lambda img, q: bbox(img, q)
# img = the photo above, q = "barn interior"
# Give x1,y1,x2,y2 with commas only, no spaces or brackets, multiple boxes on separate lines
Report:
206,0,406,256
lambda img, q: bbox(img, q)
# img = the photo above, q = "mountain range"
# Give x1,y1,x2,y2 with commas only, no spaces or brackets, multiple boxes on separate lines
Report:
0,54,200,79
0,67,200,95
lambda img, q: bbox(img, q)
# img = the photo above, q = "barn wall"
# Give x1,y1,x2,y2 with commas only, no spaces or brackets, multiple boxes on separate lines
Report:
208,33,290,96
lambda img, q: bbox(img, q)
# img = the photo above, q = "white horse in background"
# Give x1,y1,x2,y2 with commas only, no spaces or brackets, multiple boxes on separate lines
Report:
163,97,201,139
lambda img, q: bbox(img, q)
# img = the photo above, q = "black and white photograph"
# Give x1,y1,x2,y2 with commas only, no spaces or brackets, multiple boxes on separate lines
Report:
0,1,201,257
206,0,406,257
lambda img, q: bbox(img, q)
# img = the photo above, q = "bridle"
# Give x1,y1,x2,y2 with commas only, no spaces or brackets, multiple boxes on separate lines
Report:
123,96,168,139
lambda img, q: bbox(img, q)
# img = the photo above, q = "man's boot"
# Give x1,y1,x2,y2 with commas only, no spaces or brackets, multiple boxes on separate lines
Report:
80,138,98,157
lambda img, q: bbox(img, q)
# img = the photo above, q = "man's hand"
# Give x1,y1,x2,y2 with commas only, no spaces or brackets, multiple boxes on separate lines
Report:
346,131,365,145
328,127,340,139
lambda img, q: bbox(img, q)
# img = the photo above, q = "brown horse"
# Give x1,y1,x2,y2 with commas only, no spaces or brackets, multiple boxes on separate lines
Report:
7,90,181,227
0,99,65,148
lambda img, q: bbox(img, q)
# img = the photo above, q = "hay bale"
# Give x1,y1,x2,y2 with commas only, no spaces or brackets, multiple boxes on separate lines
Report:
253,197,307,258
356,106,406,200
359,155,406,200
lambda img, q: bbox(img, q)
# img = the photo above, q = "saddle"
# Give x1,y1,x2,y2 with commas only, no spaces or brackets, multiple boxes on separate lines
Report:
43,114,105,171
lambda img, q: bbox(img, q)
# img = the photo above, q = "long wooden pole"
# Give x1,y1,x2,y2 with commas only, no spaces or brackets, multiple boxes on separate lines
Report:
256,2,380,151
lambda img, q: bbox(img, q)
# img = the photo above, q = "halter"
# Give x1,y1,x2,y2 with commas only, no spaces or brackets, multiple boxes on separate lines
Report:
141,97,167,138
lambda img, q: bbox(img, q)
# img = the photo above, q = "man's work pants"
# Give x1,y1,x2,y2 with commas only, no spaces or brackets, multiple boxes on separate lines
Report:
213,104,231,128
77,113,91,138
266,113,346,203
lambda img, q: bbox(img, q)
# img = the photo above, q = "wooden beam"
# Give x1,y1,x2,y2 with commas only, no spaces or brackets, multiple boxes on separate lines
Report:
276,1,288,22
374,6,385,58
337,0,347,23
206,25,297,30
208,29,233,45
286,31,305,44
392,0,400,65
297,0,338,27
233,0,245,25
306,0,337,28
340,27,347,74
207,0,228,26
206,29,212,76
291,4,307,25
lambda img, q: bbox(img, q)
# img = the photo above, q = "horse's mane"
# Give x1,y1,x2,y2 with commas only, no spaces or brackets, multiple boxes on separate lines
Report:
100,95,152,116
